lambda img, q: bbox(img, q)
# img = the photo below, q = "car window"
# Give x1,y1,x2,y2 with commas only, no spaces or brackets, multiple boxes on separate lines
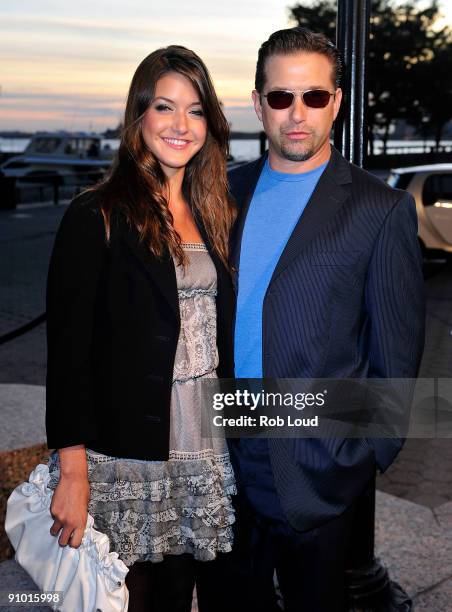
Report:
422,174,452,206
387,172,414,190
34,138,62,154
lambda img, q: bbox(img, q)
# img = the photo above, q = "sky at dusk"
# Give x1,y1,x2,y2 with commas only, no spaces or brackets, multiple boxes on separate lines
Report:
1,0,451,133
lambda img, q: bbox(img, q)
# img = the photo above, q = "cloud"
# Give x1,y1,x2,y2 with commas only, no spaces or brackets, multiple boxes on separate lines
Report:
0,0,293,131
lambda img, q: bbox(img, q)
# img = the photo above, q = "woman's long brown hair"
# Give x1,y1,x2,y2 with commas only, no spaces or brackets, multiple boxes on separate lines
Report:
95,45,236,268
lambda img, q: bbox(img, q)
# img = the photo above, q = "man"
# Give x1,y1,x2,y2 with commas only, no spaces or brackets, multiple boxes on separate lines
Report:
227,27,425,611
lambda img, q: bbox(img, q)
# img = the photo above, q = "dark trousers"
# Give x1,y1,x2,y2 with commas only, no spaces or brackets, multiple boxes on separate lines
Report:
230,496,356,612
125,553,231,612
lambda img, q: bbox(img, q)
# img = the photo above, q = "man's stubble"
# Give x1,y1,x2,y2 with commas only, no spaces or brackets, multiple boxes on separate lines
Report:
279,137,315,162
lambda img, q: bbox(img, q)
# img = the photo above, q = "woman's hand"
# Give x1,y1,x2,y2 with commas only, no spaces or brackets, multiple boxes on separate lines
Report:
50,445,90,548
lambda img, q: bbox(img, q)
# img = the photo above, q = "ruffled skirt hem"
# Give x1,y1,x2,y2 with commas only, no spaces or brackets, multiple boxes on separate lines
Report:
47,451,236,566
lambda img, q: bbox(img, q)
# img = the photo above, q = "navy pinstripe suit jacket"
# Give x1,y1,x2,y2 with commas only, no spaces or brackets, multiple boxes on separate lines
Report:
228,147,425,531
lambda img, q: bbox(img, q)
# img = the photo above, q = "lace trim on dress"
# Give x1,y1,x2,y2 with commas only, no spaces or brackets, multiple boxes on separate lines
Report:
99,523,235,565
168,449,227,461
181,242,208,251
178,288,217,299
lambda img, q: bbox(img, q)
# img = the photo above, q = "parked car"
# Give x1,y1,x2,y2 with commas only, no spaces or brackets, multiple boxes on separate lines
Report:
387,164,452,256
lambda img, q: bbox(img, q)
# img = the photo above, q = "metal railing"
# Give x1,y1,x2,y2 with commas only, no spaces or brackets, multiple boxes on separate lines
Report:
0,169,105,209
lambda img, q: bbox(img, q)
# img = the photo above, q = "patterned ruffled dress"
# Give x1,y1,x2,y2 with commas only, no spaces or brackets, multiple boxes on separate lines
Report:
48,243,236,567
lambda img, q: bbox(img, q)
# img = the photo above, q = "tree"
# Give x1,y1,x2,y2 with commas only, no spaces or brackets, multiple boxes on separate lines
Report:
412,37,452,149
289,0,452,153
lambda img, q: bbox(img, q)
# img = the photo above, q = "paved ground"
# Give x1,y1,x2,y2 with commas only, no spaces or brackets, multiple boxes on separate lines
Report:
0,202,67,385
376,257,452,509
1,485,451,611
1,200,452,609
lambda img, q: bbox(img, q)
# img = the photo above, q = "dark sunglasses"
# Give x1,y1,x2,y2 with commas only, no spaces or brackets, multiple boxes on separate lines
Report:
262,89,335,110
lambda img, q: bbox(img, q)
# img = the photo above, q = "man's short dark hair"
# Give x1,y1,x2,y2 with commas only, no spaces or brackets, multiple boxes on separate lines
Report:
255,26,342,92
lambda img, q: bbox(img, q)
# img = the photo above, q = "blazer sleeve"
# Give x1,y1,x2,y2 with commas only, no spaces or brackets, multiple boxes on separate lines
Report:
364,191,426,470
46,195,107,450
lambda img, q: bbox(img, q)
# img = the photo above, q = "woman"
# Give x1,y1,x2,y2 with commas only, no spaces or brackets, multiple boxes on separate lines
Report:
45,46,236,612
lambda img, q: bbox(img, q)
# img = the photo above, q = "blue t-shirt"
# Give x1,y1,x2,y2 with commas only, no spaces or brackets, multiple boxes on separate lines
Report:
235,158,327,378
232,157,328,520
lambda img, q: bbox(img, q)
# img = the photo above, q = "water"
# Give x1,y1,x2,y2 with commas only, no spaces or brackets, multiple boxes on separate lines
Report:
0,137,261,163
231,139,261,161
1,137,451,161
0,138,30,153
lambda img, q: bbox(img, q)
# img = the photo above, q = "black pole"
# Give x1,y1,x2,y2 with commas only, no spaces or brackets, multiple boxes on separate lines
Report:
334,1,412,610
259,130,267,156
334,0,370,166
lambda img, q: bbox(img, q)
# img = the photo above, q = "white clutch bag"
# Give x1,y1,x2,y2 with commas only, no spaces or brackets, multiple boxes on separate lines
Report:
5,463,129,612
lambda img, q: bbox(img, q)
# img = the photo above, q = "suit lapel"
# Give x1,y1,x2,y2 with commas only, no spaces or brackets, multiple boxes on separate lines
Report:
229,154,267,293
269,147,352,285
121,225,179,320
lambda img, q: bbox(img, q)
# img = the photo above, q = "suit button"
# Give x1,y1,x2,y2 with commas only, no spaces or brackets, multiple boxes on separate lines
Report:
155,335,170,342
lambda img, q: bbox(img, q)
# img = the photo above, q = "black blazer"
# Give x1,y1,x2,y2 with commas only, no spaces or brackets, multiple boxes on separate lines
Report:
228,147,425,531
46,191,235,460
